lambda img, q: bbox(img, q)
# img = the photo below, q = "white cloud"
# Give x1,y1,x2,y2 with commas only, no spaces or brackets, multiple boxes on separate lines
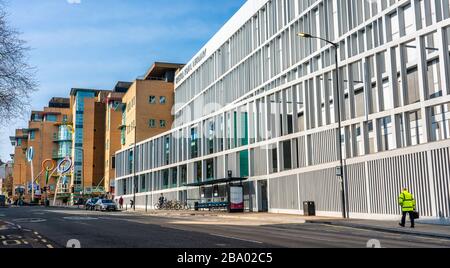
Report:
67,0,81,4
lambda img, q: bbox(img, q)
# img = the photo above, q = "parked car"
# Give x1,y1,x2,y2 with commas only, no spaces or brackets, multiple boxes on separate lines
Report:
95,199,118,212
85,198,99,211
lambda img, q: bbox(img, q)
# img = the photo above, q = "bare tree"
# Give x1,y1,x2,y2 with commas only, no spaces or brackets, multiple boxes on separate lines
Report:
0,4,37,122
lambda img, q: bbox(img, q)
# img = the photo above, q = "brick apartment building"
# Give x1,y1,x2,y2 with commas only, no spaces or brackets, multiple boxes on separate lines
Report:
10,98,71,202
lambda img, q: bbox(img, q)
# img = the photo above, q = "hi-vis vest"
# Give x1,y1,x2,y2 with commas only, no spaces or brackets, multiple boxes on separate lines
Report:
398,191,416,212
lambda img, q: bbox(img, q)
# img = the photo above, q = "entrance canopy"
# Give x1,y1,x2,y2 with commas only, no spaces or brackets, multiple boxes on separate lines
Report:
184,177,248,187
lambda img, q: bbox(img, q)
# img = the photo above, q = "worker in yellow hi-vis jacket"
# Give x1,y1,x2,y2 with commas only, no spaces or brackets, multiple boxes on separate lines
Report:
398,188,416,228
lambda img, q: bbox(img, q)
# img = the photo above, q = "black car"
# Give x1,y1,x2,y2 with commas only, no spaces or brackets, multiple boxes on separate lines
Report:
0,195,6,207
85,198,99,211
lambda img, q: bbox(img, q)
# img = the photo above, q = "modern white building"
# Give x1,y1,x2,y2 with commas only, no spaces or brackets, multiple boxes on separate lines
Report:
115,0,450,220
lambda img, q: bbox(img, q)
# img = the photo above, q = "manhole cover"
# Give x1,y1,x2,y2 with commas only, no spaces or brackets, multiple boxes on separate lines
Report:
13,218,47,223
63,217,97,221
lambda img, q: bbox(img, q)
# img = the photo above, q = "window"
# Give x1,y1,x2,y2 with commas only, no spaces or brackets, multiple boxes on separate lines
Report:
149,119,156,128
141,175,146,191
46,114,57,122
160,96,167,104
180,165,187,185
32,114,41,122
121,128,126,145
428,60,443,99
379,116,394,151
149,96,156,104
112,156,116,169
160,120,167,128
29,131,36,141
430,104,450,142
195,161,202,182
206,159,214,180
191,128,198,159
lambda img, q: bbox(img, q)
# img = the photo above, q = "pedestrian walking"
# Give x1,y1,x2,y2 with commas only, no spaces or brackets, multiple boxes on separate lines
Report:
398,188,416,228
119,196,124,210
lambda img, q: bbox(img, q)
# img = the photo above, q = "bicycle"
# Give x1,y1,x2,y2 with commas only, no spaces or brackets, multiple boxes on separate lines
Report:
154,200,189,210
182,202,191,210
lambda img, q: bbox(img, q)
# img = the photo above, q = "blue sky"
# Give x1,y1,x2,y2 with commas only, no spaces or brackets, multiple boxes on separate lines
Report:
0,0,246,161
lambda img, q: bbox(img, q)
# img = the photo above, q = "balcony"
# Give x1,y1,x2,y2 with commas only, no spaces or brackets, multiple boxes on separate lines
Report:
52,133,72,143
83,186,105,194
52,152,70,160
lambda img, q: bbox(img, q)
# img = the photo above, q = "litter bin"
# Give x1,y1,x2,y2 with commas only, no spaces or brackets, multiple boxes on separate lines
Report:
303,201,316,216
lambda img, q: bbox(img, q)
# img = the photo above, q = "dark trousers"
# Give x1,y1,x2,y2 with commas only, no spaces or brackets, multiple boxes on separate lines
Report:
401,211,415,227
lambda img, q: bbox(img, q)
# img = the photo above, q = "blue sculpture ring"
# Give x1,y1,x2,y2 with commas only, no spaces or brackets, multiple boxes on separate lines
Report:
57,157,73,174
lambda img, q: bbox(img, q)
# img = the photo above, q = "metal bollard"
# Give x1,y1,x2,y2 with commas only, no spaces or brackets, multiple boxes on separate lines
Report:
145,195,148,213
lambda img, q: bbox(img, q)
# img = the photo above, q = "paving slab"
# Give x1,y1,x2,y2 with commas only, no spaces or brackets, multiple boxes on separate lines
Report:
306,219,450,240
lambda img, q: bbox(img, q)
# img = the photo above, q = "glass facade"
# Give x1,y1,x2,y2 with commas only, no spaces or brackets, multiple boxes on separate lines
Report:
73,91,95,192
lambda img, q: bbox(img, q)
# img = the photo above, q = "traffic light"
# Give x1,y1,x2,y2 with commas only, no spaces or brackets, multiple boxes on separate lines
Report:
71,186,75,194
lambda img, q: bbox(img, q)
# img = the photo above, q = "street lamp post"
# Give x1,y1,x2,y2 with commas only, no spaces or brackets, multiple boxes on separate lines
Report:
297,32,347,219
132,125,137,211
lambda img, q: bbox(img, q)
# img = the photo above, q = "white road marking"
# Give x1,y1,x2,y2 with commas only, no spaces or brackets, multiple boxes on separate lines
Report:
165,226,191,232
46,244,53,248
63,216,98,221
210,233,263,244
2,240,21,246
13,218,46,223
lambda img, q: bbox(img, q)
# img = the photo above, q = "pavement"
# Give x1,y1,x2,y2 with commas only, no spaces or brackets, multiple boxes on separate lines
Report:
122,209,331,224
305,218,450,240
1,206,450,248
123,209,450,240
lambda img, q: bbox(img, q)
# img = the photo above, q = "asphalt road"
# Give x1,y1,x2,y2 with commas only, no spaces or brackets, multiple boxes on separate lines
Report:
1,206,450,248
